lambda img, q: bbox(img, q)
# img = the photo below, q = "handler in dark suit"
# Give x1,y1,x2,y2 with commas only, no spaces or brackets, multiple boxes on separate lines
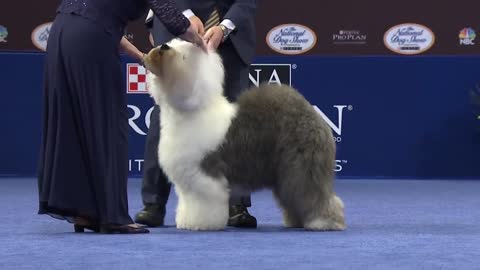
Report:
135,0,258,228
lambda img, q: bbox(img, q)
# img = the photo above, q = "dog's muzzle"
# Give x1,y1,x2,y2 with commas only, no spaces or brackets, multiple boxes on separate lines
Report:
160,44,171,52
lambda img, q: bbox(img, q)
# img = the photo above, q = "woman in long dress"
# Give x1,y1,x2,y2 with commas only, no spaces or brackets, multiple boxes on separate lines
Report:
37,0,205,234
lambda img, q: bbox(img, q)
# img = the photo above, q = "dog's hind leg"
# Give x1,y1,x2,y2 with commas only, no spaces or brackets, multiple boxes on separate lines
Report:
272,189,303,228
275,170,346,231
302,194,346,231
173,172,229,231
300,160,346,231
275,141,346,231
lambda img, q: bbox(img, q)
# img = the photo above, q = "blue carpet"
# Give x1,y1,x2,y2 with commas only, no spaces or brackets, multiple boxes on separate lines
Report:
0,178,479,269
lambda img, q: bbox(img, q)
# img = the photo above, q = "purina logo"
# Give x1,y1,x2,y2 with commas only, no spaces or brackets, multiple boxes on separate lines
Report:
31,22,52,51
459,28,476,45
249,64,292,87
128,62,350,144
266,24,317,55
384,23,435,55
126,63,149,94
127,62,352,173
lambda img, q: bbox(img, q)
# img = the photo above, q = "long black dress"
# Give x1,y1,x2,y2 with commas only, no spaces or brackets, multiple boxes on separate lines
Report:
37,0,189,226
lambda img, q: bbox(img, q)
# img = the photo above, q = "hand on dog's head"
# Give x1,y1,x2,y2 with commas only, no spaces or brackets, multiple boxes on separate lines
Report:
143,39,213,77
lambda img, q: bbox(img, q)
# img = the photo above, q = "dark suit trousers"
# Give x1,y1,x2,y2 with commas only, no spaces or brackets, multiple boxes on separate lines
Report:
141,39,251,207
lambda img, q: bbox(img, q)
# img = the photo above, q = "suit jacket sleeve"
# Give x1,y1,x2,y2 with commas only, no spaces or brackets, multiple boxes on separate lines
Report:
174,0,192,12
223,0,256,30
146,0,190,36
149,0,194,45
222,0,257,64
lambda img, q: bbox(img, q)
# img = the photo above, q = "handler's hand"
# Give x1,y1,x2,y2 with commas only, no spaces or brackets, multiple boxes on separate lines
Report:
189,16,205,36
203,26,223,51
180,24,208,52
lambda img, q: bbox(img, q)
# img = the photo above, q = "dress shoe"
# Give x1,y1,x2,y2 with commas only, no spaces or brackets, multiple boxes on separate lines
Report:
99,224,149,234
227,205,257,228
73,216,100,233
74,224,99,233
134,204,166,227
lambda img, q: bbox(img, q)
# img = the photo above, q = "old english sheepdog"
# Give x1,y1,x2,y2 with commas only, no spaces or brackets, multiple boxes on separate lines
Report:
142,40,346,231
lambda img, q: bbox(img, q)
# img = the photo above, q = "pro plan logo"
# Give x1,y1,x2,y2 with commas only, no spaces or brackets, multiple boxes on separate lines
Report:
0,25,8,43
31,22,52,51
266,24,317,55
332,30,367,45
249,64,292,87
384,23,435,55
127,63,149,94
459,28,476,45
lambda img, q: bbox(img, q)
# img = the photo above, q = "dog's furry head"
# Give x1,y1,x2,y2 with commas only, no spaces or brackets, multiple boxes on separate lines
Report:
144,39,225,111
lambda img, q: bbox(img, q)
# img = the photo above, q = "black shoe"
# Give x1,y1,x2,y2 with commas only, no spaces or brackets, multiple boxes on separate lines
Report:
134,204,166,227
74,224,100,233
99,224,150,234
227,205,257,228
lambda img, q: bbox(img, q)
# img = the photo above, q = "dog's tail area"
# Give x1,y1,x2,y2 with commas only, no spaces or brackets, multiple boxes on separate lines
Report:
273,110,346,230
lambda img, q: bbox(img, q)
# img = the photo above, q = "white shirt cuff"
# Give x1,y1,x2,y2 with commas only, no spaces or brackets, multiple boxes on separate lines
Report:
146,9,194,23
182,9,195,19
221,19,236,31
146,9,154,23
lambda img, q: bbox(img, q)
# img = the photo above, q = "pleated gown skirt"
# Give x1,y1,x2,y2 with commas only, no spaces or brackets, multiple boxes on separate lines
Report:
37,13,133,225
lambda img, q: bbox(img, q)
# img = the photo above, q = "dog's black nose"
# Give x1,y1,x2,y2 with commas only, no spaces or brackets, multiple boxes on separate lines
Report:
160,44,171,51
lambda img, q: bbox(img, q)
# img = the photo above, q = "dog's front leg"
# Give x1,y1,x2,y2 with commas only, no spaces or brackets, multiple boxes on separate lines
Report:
174,175,229,231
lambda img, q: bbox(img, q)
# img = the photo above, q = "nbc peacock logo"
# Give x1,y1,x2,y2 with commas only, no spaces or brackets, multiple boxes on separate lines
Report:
459,28,476,45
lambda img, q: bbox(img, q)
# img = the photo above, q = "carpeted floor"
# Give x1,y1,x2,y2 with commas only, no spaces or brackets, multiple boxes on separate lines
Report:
0,178,479,269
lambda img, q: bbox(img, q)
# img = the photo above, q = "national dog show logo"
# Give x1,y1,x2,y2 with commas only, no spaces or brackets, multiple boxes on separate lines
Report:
266,24,317,55
126,63,149,94
31,22,52,51
384,23,435,55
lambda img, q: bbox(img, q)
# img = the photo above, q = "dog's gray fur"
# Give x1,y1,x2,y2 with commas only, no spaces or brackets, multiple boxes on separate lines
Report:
201,83,346,230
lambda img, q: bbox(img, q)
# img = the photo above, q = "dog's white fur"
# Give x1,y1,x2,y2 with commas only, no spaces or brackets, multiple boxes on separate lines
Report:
144,40,345,231
145,40,236,230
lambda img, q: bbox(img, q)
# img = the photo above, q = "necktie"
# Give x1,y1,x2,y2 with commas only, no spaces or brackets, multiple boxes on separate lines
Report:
204,8,220,31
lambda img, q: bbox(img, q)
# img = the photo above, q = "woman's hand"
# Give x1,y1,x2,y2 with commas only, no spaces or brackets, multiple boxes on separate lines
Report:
120,37,145,63
179,24,208,52
189,16,205,36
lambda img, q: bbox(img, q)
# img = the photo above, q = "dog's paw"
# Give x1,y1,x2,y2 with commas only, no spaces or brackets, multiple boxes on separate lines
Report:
176,222,226,231
175,196,228,231
304,217,346,231
176,210,227,231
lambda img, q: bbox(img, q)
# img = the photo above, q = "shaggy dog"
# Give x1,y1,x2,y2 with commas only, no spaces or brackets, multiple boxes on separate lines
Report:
143,40,346,231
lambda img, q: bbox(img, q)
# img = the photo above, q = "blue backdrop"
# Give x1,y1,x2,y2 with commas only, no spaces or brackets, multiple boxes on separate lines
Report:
1,52,479,179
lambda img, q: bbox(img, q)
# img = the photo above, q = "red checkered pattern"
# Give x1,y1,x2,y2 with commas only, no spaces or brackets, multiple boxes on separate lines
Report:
126,63,149,94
